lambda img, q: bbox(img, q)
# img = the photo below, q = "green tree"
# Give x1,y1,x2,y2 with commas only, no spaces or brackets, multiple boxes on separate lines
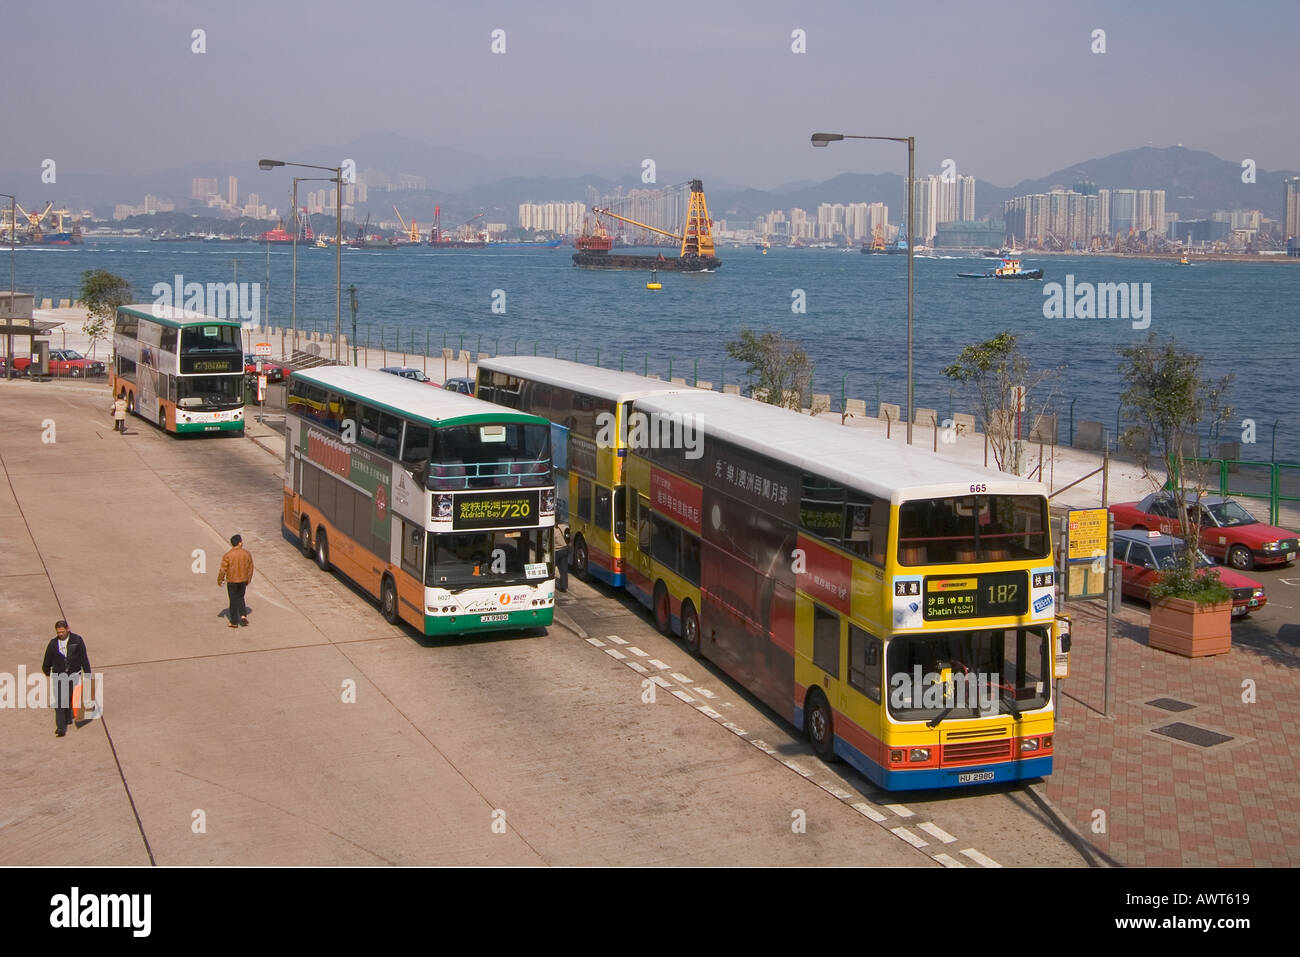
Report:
79,270,131,360
725,329,813,411
943,331,1056,473
1118,333,1233,598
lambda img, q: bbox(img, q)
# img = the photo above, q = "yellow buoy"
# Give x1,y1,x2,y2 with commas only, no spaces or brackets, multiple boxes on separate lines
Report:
646,270,661,290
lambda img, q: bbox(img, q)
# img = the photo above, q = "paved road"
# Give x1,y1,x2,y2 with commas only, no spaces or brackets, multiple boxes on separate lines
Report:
2,378,1088,866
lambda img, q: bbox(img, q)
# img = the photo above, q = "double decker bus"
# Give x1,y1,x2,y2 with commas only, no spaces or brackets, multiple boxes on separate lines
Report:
623,389,1064,790
111,304,246,434
285,366,556,635
476,357,682,587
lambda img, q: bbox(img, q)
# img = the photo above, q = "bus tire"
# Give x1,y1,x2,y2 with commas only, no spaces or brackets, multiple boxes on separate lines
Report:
572,536,589,580
314,528,330,572
380,576,400,625
158,409,166,431
681,600,701,656
805,688,836,762
127,392,135,414
299,517,313,557
653,581,672,636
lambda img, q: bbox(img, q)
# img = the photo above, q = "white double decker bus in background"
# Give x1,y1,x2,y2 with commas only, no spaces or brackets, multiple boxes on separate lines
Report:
110,304,246,434
285,366,557,636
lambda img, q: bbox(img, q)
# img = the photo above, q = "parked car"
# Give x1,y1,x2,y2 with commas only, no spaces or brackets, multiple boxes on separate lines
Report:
244,355,289,382
443,376,476,396
1110,491,1298,570
12,349,106,377
379,366,437,385
1112,529,1266,618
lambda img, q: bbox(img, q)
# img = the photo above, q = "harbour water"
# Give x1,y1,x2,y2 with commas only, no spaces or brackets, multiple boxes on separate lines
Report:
13,239,1300,460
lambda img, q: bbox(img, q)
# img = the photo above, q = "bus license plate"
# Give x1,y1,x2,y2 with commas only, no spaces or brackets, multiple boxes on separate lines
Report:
958,770,995,784
480,613,508,623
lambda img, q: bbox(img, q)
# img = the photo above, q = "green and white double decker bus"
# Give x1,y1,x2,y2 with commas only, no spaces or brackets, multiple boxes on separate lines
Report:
111,304,246,434
285,366,556,635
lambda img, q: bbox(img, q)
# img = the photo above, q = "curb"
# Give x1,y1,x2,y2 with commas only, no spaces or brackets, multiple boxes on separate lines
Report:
1022,780,1113,868
552,606,588,640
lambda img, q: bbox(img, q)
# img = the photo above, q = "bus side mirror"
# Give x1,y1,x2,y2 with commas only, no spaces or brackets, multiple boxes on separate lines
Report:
1059,632,1071,653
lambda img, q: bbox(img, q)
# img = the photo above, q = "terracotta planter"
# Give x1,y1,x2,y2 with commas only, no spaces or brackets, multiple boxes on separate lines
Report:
1148,596,1232,657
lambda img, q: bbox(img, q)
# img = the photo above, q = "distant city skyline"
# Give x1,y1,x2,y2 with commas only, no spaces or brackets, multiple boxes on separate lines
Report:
3,1,1297,194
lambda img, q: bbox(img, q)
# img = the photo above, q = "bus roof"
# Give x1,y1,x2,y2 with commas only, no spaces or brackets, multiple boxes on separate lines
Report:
478,356,689,403
292,366,551,429
118,304,243,329
630,390,1047,505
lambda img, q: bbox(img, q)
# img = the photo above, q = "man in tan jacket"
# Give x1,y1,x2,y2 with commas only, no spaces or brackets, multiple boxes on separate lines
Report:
217,534,254,627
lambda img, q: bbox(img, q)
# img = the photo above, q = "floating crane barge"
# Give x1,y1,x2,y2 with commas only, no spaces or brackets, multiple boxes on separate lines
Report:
572,179,721,271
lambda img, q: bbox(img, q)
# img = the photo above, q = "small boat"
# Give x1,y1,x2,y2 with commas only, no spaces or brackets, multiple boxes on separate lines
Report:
646,269,662,290
957,258,1044,280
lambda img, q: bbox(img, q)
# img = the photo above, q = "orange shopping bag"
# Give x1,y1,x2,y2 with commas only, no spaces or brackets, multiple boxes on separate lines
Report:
72,681,84,721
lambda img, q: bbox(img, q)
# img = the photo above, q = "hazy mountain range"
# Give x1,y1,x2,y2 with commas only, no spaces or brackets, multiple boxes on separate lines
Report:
9,136,1295,227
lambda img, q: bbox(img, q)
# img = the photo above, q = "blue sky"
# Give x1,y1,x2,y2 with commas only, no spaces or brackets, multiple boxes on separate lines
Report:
6,0,1296,188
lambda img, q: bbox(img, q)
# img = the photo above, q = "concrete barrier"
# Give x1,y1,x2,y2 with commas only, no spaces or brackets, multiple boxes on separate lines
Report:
695,380,713,390
1218,442,1241,474
441,348,453,359
670,377,686,384
782,389,800,409
752,387,768,402
41,298,53,309
914,406,937,427
878,402,900,423
845,398,867,417
952,413,976,435
811,393,831,414
723,384,740,394
1075,420,1105,451
1029,414,1057,445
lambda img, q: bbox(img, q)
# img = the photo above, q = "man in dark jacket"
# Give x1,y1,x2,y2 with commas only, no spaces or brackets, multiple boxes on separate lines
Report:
41,620,92,737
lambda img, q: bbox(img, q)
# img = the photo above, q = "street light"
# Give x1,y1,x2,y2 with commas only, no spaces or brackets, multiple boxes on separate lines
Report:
259,158,344,363
286,176,334,359
1,193,16,379
811,131,916,445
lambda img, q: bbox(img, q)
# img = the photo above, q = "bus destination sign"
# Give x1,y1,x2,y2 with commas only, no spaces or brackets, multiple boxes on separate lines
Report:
181,355,240,374
453,490,541,530
923,570,1027,620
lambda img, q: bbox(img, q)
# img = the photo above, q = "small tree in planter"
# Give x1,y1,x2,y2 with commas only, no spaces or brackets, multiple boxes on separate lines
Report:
1118,334,1234,656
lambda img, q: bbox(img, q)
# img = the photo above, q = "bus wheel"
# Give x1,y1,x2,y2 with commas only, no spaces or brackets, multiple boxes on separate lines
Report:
572,536,589,580
653,581,672,636
1227,545,1253,571
127,392,135,414
380,576,400,625
299,517,313,557
805,689,836,761
314,528,330,572
681,600,701,656
158,409,166,430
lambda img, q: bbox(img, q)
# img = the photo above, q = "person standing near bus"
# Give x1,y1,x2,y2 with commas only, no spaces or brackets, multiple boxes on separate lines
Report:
217,534,254,627
111,395,127,433
41,620,92,737
553,521,571,592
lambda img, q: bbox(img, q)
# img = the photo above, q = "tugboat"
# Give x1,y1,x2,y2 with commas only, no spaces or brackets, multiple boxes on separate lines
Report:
957,258,1044,280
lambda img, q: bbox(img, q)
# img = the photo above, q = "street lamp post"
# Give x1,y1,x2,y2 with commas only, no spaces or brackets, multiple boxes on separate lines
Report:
1,193,15,379
811,132,915,445
260,159,343,363
288,177,334,358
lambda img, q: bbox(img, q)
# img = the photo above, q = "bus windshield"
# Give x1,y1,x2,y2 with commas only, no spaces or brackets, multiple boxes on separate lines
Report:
898,494,1049,565
885,627,1051,720
425,528,551,586
426,423,552,491
178,375,243,410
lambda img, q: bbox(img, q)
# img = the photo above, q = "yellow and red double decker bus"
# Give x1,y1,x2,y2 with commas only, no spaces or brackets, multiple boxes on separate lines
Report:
623,389,1064,791
285,367,556,636
476,357,682,588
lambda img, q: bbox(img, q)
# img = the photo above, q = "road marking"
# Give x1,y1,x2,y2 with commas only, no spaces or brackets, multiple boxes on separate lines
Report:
671,689,696,704
851,802,887,823
782,759,814,778
722,722,747,736
647,659,672,670
585,637,606,647
606,634,628,644
696,705,724,720
625,646,650,657
918,822,958,844
934,853,966,868
694,687,716,699
883,803,914,818
649,675,672,689
626,661,649,674
603,648,627,660
891,826,929,849
819,782,855,801
750,739,777,754
960,848,1001,868
669,672,693,683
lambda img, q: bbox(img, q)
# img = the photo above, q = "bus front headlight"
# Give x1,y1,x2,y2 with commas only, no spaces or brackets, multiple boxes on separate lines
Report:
909,748,930,762
1021,737,1041,752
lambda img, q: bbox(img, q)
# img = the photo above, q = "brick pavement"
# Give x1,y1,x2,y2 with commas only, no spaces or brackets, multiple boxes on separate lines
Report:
1047,596,1300,866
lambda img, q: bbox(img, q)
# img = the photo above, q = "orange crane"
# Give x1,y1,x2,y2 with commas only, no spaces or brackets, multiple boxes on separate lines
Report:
392,206,420,244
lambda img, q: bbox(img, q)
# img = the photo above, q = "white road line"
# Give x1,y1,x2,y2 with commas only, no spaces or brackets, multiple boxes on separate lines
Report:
934,853,966,868
669,673,693,683
891,827,929,849
851,802,887,823
918,822,958,844
585,637,606,647
649,675,672,689
960,848,1001,868
696,705,724,720
781,760,814,778
722,722,748,736
694,687,716,699
625,646,650,657
626,661,649,674
671,689,696,704
883,803,914,818
750,739,777,754
603,648,627,660
647,659,672,670
606,635,628,644
819,783,855,801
